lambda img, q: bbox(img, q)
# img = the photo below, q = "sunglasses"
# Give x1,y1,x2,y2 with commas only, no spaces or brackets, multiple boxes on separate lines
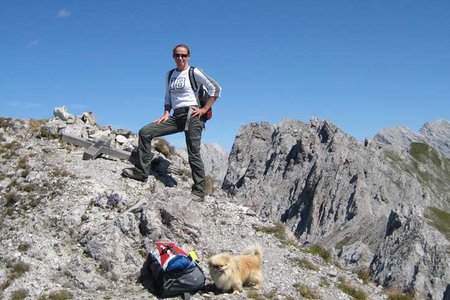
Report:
173,54,189,58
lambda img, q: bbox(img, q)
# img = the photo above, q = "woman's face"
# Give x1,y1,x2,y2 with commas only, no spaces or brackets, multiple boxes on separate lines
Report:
173,46,190,70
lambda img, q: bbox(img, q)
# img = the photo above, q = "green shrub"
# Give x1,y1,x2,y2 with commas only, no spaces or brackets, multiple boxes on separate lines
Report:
253,222,299,248
246,289,265,300
307,245,332,263
28,119,46,134
253,222,287,242
12,262,30,277
0,262,30,292
0,117,13,129
386,290,415,300
319,276,330,287
337,277,367,300
5,192,19,207
294,283,320,299
356,268,371,284
10,288,28,300
18,243,31,253
38,126,59,140
37,290,73,300
51,167,74,178
16,157,31,178
293,257,319,271
0,141,22,159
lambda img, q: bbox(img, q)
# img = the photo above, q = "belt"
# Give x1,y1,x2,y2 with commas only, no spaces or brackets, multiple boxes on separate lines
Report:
174,106,197,115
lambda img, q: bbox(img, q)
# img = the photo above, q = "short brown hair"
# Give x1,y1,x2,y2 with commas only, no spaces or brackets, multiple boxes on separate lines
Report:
172,44,190,55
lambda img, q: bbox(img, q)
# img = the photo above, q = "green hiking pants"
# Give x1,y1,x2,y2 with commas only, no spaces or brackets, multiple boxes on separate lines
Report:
134,111,205,197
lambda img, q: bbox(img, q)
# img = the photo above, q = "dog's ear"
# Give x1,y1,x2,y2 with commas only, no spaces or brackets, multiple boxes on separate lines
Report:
222,253,231,263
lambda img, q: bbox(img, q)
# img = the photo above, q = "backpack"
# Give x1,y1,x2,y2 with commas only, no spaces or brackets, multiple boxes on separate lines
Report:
147,241,205,299
168,67,212,121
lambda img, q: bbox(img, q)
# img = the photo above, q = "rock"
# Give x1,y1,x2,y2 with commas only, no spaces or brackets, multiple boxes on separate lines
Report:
81,112,97,125
53,106,74,122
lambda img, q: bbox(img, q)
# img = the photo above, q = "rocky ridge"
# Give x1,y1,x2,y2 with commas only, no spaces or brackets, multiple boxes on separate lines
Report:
0,110,390,300
374,119,450,158
223,118,450,300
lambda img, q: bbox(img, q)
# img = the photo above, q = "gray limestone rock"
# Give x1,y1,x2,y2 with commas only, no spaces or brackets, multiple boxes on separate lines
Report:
375,119,450,158
222,118,450,299
1,108,448,300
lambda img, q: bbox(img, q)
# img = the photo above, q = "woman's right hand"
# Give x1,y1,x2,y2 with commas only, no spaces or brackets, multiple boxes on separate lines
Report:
155,112,170,124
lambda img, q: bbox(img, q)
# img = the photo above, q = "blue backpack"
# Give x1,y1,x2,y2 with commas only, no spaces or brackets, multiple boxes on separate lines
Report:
147,241,205,299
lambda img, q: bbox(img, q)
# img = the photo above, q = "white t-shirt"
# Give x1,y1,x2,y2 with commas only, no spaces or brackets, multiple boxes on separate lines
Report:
165,69,197,110
164,67,222,110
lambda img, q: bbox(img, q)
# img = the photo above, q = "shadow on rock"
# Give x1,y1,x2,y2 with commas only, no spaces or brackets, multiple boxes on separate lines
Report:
137,253,159,296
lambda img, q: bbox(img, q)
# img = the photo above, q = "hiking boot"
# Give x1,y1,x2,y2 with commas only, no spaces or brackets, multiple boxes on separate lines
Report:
121,167,148,182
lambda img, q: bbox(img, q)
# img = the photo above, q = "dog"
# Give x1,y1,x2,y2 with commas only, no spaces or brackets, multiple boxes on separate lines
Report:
207,246,263,294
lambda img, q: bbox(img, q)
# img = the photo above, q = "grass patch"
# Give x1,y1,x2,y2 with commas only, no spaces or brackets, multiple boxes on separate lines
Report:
247,289,295,300
294,283,320,299
337,276,367,300
154,138,175,158
10,288,29,300
246,289,266,300
293,257,319,271
0,117,13,129
319,276,330,287
252,222,298,247
18,243,31,253
425,207,450,241
5,192,19,207
306,244,332,263
408,143,450,193
11,261,30,276
410,142,442,166
252,222,301,249
17,157,31,177
0,141,22,159
386,290,415,300
37,290,73,300
356,268,371,284
0,261,31,292
253,222,287,240
28,119,46,135
51,167,75,178
204,175,215,195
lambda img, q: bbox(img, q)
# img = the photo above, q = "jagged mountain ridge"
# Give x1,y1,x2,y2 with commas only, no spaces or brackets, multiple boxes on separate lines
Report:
0,112,389,300
374,119,450,158
1,109,449,300
223,118,450,299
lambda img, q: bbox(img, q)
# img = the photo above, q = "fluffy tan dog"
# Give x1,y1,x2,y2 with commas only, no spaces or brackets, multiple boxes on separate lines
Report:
208,246,263,294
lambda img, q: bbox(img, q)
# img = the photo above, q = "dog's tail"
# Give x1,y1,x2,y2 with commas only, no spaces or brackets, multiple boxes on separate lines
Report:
242,245,263,258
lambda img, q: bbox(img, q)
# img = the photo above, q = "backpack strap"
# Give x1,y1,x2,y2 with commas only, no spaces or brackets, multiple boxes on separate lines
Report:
167,69,176,110
188,66,198,92
189,66,204,110
168,68,176,85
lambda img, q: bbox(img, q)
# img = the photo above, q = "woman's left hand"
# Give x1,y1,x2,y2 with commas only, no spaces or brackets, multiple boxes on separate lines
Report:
191,107,206,118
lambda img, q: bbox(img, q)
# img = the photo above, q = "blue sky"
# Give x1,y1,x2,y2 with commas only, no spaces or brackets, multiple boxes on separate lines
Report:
1,1,449,151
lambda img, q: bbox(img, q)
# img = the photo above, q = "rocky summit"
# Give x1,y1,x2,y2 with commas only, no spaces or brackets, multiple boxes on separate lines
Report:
0,108,449,300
